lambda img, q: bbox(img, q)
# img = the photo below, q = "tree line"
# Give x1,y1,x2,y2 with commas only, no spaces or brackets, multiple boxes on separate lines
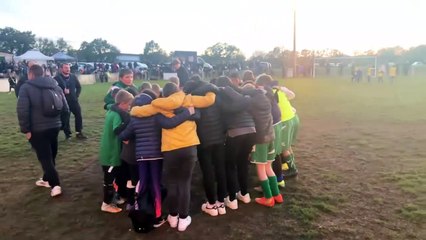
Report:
1,26,425,68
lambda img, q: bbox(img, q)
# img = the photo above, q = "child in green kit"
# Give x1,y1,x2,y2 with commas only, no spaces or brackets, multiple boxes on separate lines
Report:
104,69,138,110
99,90,134,213
242,77,283,207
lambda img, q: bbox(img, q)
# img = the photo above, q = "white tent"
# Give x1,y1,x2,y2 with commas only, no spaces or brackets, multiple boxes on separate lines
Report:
15,49,54,65
0,52,14,62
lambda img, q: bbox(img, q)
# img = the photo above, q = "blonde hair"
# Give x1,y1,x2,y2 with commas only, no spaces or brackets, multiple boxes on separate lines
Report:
256,74,273,86
151,83,161,97
115,89,134,104
169,76,180,86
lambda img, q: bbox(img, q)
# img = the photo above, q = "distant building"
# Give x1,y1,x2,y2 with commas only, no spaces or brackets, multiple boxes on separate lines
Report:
116,53,141,63
0,52,14,62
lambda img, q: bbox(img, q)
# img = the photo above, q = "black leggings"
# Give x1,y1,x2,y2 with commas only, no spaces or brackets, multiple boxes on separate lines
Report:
198,144,227,204
225,133,256,201
30,128,60,187
163,146,197,218
102,166,120,204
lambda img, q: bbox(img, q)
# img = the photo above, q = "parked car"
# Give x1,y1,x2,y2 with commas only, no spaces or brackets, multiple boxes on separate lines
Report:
78,62,95,74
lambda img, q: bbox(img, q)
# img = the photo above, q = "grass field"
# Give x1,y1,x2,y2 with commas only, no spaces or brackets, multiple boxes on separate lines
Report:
0,76,425,240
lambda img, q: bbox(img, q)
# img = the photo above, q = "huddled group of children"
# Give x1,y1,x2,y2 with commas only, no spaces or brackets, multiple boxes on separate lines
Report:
99,68,299,232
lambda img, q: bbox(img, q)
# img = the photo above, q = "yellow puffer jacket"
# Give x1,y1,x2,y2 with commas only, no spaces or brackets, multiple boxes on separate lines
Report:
130,91,216,152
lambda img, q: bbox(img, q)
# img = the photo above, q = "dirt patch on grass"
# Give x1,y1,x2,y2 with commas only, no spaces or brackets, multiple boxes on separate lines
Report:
1,117,424,240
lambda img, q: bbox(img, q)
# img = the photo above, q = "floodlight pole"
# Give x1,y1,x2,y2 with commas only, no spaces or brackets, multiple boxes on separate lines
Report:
374,56,378,77
293,10,297,78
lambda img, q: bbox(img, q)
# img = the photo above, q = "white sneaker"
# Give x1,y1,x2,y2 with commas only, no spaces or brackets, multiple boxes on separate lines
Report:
237,191,251,203
178,216,192,232
216,201,226,215
113,196,126,205
167,214,178,228
201,202,218,216
35,178,50,188
50,186,62,197
101,202,122,213
224,196,238,210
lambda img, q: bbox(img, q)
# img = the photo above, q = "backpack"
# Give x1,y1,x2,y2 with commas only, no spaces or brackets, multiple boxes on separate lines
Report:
28,82,64,117
128,182,167,233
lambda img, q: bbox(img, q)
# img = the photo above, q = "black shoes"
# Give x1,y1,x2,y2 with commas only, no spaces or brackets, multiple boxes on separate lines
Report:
76,132,88,140
66,133,88,140
282,168,299,179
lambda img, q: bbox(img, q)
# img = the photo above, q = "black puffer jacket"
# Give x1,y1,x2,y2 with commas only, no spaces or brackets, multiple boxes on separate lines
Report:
17,77,69,133
184,81,225,148
241,88,275,144
219,86,255,132
54,73,81,102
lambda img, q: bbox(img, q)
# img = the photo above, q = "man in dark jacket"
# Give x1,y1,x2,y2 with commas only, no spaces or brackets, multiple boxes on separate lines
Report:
54,63,87,139
172,59,189,88
17,64,69,197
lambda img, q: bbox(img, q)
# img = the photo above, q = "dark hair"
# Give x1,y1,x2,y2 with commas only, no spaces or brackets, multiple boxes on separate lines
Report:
162,82,179,97
189,74,202,82
119,68,133,78
141,89,158,100
229,71,240,79
171,59,181,65
242,70,255,82
216,76,232,88
210,78,217,85
60,63,70,68
29,64,44,78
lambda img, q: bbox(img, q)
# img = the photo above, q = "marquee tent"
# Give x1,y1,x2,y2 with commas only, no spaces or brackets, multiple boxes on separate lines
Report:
15,49,54,65
52,52,75,61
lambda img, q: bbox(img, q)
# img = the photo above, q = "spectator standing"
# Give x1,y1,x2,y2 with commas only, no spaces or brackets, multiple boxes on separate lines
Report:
17,64,69,197
172,59,189,88
54,63,87,140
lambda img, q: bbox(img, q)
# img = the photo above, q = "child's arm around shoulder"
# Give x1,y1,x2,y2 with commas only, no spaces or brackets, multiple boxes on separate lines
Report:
281,86,295,100
151,91,185,110
130,104,159,118
156,107,194,129
189,92,216,108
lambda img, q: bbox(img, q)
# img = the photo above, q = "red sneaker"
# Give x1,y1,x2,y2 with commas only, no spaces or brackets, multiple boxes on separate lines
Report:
255,197,275,207
274,194,284,204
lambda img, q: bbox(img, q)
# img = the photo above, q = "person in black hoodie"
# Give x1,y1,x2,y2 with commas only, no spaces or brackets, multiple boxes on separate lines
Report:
171,59,189,88
17,64,69,197
54,63,87,140
184,75,227,216
215,76,256,210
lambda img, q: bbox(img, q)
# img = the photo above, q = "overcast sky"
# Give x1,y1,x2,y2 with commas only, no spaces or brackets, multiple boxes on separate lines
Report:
0,0,424,56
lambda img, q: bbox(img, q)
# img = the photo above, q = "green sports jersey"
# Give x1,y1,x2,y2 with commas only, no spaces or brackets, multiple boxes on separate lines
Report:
104,81,137,110
99,110,123,166
274,88,295,122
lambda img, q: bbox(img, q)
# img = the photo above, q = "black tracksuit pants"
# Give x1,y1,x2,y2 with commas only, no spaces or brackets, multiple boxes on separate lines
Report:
30,128,61,187
61,100,83,136
225,133,256,201
163,146,197,218
198,143,227,204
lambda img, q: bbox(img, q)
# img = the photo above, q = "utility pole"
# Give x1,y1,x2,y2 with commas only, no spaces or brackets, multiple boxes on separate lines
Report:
293,10,297,78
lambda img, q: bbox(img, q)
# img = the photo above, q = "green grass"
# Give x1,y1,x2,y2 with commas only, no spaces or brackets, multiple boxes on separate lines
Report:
283,76,426,123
